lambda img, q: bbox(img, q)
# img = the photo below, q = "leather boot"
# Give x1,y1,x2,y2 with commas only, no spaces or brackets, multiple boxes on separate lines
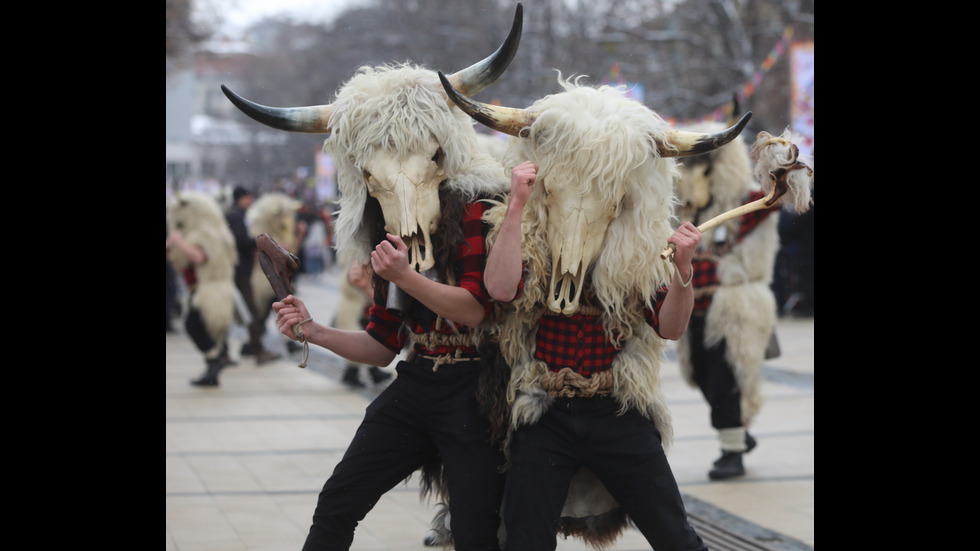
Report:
709,451,745,480
191,358,224,387
342,366,365,388
218,343,237,368
255,349,281,365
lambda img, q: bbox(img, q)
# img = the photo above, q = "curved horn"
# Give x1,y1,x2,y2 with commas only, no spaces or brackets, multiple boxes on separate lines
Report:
658,111,752,158
444,3,523,97
439,71,537,138
220,84,334,134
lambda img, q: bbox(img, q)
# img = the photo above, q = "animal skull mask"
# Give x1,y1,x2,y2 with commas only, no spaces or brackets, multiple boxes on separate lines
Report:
676,156,713,218
439,71,751,314
361,138,446,271
539,164,622,314
220,4,523,273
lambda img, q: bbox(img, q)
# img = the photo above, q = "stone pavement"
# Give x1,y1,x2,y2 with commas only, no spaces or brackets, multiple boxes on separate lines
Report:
166,266,813,550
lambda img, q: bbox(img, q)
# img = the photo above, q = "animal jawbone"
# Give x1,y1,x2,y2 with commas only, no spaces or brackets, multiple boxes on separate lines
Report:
547,270,585,315
405,231,434,272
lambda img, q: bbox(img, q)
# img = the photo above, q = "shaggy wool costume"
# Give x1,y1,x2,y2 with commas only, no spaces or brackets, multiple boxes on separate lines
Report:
676,122,775,431
222,23,522,547
441,74,754,550
486,114,686,549
167,191,238,385
674,124,813,478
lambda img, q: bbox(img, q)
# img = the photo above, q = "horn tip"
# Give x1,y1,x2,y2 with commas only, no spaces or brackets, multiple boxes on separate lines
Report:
437,71,457,97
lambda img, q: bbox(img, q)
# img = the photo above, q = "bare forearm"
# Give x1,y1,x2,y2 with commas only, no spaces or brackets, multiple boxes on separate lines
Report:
392,271,486,328
485,202,525,302
304,323,397,366
487,161,536,301
657,264,694,340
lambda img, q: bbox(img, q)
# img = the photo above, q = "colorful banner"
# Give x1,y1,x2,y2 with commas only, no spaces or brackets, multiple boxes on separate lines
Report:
314,150,337,202
790,41,814,159
603,62,645,104
669,25,800,127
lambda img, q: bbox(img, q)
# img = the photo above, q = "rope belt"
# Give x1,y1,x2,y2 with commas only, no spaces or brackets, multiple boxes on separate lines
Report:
412,331,479,349
412,331,482,371
540,367,614,398
418,350,481,371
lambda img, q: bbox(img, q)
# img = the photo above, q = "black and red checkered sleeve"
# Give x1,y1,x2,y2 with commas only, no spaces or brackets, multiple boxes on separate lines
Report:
365,286,407,353
643,286,669,337
455,201,494,317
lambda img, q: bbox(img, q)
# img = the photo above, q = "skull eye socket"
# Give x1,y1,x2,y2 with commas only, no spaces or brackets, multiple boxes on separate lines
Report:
431,148,444,165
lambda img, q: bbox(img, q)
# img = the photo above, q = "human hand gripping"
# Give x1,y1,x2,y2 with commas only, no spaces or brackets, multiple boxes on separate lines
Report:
273,295,317,368
273,295,313,341
371,234,413,285
667,222,701,285
510,160,537,210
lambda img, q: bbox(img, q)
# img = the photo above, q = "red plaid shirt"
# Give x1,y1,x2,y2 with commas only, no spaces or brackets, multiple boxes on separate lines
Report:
366,201,492,356
691,190,778,313
532,288,669,377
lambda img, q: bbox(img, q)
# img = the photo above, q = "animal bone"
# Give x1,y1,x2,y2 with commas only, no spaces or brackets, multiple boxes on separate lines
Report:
660,141,812,261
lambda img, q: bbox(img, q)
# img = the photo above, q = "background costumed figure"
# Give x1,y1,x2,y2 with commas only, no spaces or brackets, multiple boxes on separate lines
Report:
243,192,302,363
673,118,813,480
167,191,238,386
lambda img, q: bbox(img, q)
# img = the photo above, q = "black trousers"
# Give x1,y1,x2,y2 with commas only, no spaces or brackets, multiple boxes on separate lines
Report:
687,315,742,429
183,292,221,359
302,358,506,551
503,396,707,551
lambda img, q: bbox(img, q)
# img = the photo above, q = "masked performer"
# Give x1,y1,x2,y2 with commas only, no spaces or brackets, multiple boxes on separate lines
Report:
222,6,523,550
674,121,813,479
167,191,238,386
440,71,763,550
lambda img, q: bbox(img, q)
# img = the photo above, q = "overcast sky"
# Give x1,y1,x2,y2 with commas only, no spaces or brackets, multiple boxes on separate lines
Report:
198,0,365,36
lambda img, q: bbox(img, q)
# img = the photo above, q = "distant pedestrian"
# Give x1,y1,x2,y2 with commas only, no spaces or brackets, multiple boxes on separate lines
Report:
333,261,393,389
